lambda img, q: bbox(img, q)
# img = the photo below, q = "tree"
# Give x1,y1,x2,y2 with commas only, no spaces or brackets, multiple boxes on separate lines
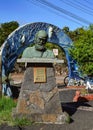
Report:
62,26,69,34
62,26,85,42
0,21,19,46
69,28,93,76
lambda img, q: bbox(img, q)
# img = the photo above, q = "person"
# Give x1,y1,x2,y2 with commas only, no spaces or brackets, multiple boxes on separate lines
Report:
22,30,55,58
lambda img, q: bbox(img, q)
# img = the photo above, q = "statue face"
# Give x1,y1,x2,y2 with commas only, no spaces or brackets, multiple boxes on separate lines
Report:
35,37,47,51
35,30,48,51
37,37,47,45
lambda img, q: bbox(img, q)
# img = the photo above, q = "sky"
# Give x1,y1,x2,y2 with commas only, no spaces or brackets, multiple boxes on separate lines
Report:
0,0,93,30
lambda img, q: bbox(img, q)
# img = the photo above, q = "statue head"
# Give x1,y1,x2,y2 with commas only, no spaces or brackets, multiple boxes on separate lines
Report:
34,30,48,51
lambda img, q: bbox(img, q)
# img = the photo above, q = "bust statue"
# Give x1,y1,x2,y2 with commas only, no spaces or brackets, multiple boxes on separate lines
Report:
22,30,55,58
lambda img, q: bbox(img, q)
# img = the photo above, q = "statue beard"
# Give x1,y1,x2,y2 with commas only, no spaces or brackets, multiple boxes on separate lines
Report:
35,44,46,51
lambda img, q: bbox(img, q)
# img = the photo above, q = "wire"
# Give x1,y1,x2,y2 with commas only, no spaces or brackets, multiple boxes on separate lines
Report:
84,0,93,5
75,0,93,12
35,0,92,25
25,0,92,26
60,0,93,16
26,0,83,26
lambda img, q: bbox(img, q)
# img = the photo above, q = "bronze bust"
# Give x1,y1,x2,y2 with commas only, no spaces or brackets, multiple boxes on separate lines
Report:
22,30,55,58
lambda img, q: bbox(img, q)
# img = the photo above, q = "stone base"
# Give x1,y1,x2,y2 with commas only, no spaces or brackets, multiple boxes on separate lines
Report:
14,65,66,124
13,112,69,124
14,87,65,124
16,87,62,113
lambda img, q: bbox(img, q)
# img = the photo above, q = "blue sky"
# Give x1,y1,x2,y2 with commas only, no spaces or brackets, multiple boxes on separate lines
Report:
0,0,93,30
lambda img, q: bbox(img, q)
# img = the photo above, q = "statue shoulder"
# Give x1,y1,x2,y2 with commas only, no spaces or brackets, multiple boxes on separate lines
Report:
22,46,35,58
45,49,55,58
25,46,35,51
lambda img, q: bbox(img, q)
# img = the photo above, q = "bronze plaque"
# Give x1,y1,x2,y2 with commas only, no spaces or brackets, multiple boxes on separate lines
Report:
34,67,46,83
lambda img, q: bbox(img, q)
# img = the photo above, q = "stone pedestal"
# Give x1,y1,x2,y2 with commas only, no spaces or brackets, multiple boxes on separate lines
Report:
14,59,67,124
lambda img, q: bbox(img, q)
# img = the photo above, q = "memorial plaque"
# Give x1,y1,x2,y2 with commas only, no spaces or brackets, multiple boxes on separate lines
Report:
34,67,46,83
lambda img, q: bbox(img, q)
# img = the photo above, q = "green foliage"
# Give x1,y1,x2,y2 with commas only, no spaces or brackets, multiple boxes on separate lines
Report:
0,97,33,126
62,111,71,124
62,26,85,42
0,96,17,125
0,21,19,46
62,26,69,34
69,29,93,76
0,96,16,111
14,117,34,126
65,114,71,124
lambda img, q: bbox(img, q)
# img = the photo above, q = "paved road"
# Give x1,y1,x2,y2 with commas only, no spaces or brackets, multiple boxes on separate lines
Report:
61,101,93,130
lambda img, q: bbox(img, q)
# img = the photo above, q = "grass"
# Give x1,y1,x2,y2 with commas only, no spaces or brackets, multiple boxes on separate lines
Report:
0,96,33,126
0,96,17,126
14,117,34,126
